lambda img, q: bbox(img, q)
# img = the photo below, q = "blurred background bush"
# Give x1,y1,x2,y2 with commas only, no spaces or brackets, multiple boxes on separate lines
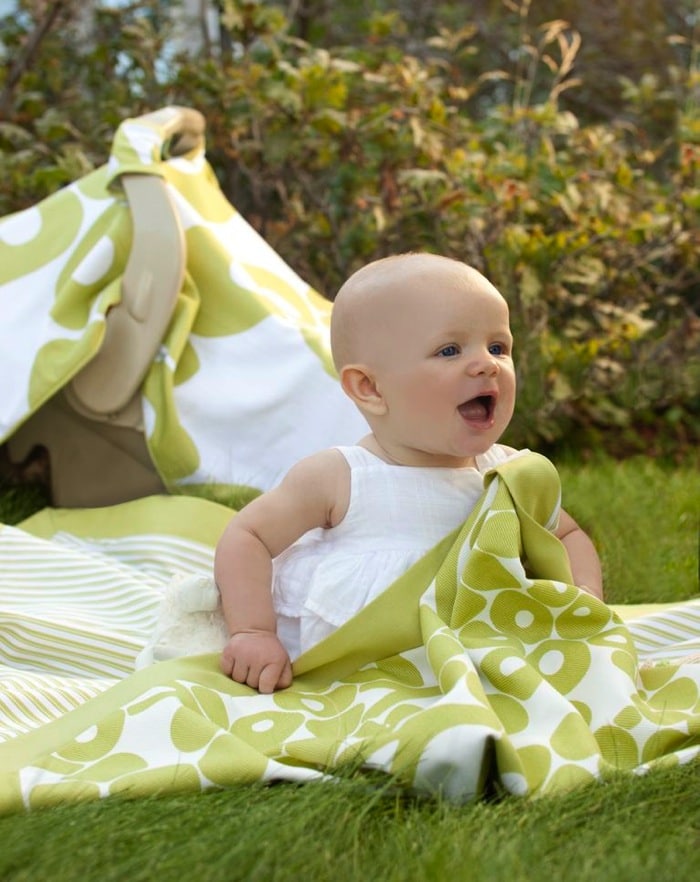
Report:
1,0,698,458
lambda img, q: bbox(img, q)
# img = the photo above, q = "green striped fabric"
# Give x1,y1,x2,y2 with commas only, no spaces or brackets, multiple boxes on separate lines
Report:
1,495,231,742
624,606,700,662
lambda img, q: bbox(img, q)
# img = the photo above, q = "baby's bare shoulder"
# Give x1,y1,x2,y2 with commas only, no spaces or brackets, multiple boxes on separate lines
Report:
279,448,351,527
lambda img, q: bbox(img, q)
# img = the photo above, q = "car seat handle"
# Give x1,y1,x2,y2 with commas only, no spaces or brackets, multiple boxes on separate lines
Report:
67,107,204,419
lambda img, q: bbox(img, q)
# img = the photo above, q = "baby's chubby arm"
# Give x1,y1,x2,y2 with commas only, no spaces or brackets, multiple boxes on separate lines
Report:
214,448,350,693
556,509,604,600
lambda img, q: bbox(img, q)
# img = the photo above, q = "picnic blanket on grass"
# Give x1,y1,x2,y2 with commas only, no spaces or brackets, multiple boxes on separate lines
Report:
0,452,699,813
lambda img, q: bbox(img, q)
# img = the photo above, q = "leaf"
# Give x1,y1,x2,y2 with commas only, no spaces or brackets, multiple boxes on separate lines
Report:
0,123,34,148
517,264,542,307
549,372,573,402
396,169,447,190
560,256,607,287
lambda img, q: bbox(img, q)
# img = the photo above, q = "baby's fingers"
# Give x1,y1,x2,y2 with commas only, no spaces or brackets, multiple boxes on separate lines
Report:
219,645,252,686
258,659,293,694
219,643,236,678
277,659,293,690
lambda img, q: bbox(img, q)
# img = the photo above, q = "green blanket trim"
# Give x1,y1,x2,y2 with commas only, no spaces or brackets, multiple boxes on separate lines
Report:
20,493,233,544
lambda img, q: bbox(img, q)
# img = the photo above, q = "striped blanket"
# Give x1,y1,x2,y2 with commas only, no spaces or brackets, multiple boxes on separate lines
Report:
1,452,698,813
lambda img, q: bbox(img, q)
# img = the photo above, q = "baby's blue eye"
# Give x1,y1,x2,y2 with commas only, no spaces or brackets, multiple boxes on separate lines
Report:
489,343,506,356
437,345,459,357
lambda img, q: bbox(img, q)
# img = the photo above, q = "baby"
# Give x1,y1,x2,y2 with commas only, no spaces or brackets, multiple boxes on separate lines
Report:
214,253,603,693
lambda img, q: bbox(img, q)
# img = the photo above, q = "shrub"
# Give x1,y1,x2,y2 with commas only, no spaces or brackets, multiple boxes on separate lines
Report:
1,0,698,456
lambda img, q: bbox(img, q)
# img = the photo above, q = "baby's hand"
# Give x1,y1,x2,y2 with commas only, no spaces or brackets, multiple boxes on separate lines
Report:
220,630,293,694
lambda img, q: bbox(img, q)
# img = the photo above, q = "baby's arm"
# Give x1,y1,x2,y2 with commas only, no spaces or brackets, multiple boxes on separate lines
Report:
214,448,349,693
556,509,604,600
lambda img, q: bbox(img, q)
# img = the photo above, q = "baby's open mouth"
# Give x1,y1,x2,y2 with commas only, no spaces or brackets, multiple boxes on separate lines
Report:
458,394,495,423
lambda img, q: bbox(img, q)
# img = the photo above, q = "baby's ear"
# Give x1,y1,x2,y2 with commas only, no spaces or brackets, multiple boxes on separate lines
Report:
340,365,388,416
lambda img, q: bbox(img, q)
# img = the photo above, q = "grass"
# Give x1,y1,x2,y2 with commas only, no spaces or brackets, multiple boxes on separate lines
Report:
556,455,699,604
1,764,699,882
0,454,698,881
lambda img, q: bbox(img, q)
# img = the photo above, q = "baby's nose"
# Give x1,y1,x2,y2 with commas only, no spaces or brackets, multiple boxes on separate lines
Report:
468,354,499,376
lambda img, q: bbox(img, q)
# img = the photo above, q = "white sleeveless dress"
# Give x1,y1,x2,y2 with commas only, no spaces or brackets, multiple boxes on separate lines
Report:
272,443,524,659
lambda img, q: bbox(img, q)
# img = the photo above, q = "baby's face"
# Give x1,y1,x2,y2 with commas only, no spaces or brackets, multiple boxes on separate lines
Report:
365,262,516,467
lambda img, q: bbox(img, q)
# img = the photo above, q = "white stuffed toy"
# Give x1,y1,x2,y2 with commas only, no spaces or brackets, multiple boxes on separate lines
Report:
136,573,228,669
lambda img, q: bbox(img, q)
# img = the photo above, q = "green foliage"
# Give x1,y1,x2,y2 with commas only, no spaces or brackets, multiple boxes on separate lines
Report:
1,0,698,456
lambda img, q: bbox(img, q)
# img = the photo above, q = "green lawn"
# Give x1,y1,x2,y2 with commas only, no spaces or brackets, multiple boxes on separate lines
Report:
1,763,699,882
555,456,699,604
0,455,698,882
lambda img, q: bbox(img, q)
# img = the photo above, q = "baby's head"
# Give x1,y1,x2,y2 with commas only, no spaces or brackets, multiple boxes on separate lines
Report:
330,253,516,467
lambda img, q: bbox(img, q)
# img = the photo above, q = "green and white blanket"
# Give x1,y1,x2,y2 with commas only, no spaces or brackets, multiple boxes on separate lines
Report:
1,452,698,813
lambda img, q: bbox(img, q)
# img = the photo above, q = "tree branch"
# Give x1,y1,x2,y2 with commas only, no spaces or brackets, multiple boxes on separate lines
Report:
0,0,71,119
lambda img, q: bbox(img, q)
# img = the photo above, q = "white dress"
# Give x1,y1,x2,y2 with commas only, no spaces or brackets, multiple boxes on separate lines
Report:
272,444,524,659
